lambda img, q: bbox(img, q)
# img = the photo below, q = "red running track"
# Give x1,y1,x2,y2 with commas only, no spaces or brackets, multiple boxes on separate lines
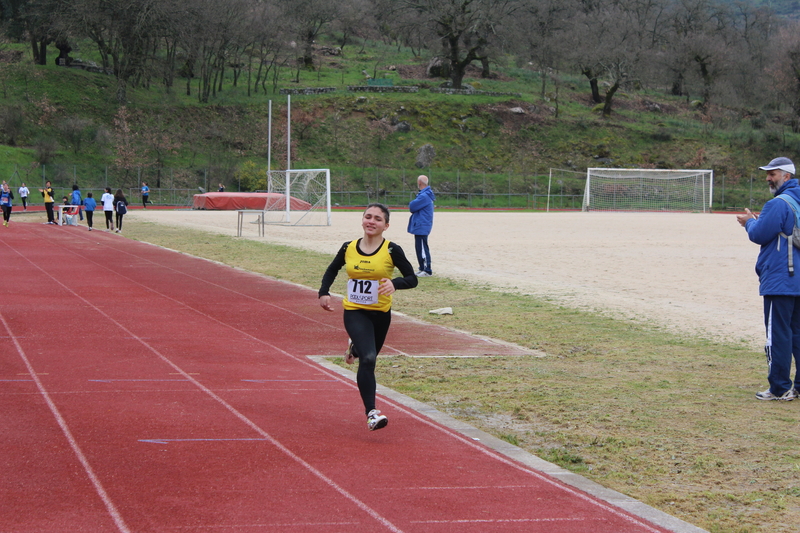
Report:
0,222,702,533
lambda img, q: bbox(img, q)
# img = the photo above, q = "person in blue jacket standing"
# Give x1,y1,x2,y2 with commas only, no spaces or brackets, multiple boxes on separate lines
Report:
407,175,435,277
738,157,800,401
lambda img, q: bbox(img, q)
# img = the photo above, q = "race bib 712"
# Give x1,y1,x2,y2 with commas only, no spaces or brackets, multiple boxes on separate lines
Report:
348,278,378,305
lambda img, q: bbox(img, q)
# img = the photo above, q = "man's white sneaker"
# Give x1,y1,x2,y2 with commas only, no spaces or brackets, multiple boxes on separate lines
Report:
756,388,798,401
416,271,432,277
367,409,388,431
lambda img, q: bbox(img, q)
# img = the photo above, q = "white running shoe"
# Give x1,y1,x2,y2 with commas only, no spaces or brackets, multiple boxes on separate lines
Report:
756,388,797,401
367,409,388,431
416,271,432,277
344,339,356,364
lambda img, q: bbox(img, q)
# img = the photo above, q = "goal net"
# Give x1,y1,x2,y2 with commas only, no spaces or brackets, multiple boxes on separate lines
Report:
547,168,587,211
582,168,713,212
262,169,331,226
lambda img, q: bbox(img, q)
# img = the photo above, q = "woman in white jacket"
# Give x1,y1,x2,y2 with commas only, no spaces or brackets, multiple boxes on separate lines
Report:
100,187,115,231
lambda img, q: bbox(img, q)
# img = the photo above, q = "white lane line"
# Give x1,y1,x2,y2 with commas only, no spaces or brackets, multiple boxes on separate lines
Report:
4,240,407,533
0,312,133,533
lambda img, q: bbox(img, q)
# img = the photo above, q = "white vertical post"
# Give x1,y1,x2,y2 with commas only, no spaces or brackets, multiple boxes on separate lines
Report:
582,169,592,211
267,100,272,176
326,169,332,226
708,170,714,211
286,95,291,223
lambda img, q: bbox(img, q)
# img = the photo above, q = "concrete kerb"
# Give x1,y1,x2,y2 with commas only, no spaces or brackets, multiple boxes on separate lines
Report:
309,355,709,533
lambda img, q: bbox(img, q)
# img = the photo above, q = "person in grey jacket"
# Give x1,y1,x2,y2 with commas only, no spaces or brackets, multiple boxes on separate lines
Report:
407,175,435,277
737,157,800,401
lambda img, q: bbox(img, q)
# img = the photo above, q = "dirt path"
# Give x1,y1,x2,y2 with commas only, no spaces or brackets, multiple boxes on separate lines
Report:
130,209,763,348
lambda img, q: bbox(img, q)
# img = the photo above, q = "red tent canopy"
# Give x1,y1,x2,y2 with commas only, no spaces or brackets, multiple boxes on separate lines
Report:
192,192,311,211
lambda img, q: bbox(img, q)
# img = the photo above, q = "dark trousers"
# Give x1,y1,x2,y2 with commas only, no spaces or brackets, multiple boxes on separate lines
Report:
1,205,10,222
414,234,432,274
85,211,94,228
343,309,392,414
104,210,114,230
45,202,54,223
115,213,124,231
763,295,800,395
143,195,149,208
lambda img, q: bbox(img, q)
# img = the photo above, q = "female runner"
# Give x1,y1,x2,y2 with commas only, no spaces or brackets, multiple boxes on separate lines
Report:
319,203,418,430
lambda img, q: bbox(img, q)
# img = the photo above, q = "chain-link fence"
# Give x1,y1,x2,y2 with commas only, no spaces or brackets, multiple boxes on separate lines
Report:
0,162,774,211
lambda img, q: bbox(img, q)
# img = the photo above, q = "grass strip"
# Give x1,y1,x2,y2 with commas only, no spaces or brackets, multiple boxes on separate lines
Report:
124,220,800,533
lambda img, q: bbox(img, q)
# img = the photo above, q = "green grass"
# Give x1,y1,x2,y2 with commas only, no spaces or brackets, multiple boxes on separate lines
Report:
107,216,800,533
0,34,790,211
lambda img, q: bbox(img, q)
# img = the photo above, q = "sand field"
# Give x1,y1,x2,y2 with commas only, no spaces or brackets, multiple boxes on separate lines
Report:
129,209,763,348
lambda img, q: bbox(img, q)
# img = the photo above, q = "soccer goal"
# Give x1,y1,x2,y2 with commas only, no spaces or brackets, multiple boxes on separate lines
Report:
262,169,331,226
582,168,713,212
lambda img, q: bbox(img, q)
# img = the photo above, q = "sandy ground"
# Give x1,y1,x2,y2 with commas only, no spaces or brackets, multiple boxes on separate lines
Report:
129,209,764,348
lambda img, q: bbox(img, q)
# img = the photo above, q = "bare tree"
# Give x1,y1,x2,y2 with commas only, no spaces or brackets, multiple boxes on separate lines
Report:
277,0,341,69
392,0,519,89
766,22,800,132
62,0,176,103
331,0,378,55
513,0,578,100
570,2,647,115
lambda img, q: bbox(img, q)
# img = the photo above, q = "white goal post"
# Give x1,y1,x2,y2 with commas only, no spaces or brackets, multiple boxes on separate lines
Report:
262,168,331,226
582,168,713,212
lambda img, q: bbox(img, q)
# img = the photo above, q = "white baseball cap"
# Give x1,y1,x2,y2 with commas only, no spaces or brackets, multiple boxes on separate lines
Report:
759,157,796,175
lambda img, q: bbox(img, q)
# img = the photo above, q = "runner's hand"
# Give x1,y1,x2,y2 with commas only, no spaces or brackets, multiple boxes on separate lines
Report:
377,278,395,296
319,295,335,312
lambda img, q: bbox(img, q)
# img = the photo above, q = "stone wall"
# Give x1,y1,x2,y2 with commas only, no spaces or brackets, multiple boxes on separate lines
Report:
347,86,420,93
429,88,522,97
279,87,337,95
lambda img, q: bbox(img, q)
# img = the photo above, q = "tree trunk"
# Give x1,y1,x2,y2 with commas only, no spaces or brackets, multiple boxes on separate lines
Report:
480,56,490,78
450,66,466,89
116,78,127,105
581,67,602,103
602,81,620,117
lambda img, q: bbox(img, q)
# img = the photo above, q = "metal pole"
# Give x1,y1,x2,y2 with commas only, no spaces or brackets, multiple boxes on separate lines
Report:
286,95,291,223
267,100,272,175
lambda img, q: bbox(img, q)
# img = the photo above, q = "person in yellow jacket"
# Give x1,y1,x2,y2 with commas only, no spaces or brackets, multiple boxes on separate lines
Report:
319,203,418,431
38,181,55,224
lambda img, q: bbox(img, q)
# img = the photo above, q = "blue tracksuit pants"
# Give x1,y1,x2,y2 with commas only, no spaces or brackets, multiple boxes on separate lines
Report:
414,234,431,274
763,295,800,395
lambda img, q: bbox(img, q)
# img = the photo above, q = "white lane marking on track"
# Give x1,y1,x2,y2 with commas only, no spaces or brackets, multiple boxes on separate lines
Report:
0,312,133,533
64,228,414,355
3,237,408,533
9,226,668,533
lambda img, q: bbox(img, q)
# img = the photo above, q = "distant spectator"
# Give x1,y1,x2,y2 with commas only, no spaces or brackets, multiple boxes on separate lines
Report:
83,192,97,231
39,181,56,224
114,189,128,233
1,182,14,227
101,187,115,231
18,183,29,211
71,184,83,221
407,175,435,277
218,183,226,192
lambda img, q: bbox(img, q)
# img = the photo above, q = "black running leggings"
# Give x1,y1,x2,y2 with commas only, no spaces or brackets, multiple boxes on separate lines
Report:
2,205,10,222
104,210,114,229
343,309,392,415
85,211,93,228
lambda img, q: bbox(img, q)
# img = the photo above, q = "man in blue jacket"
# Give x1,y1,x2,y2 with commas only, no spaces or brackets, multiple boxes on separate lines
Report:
738,157,800,400
407,175,435,277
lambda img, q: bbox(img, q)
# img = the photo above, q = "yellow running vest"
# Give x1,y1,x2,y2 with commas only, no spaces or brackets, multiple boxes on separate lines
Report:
343,239,395,312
